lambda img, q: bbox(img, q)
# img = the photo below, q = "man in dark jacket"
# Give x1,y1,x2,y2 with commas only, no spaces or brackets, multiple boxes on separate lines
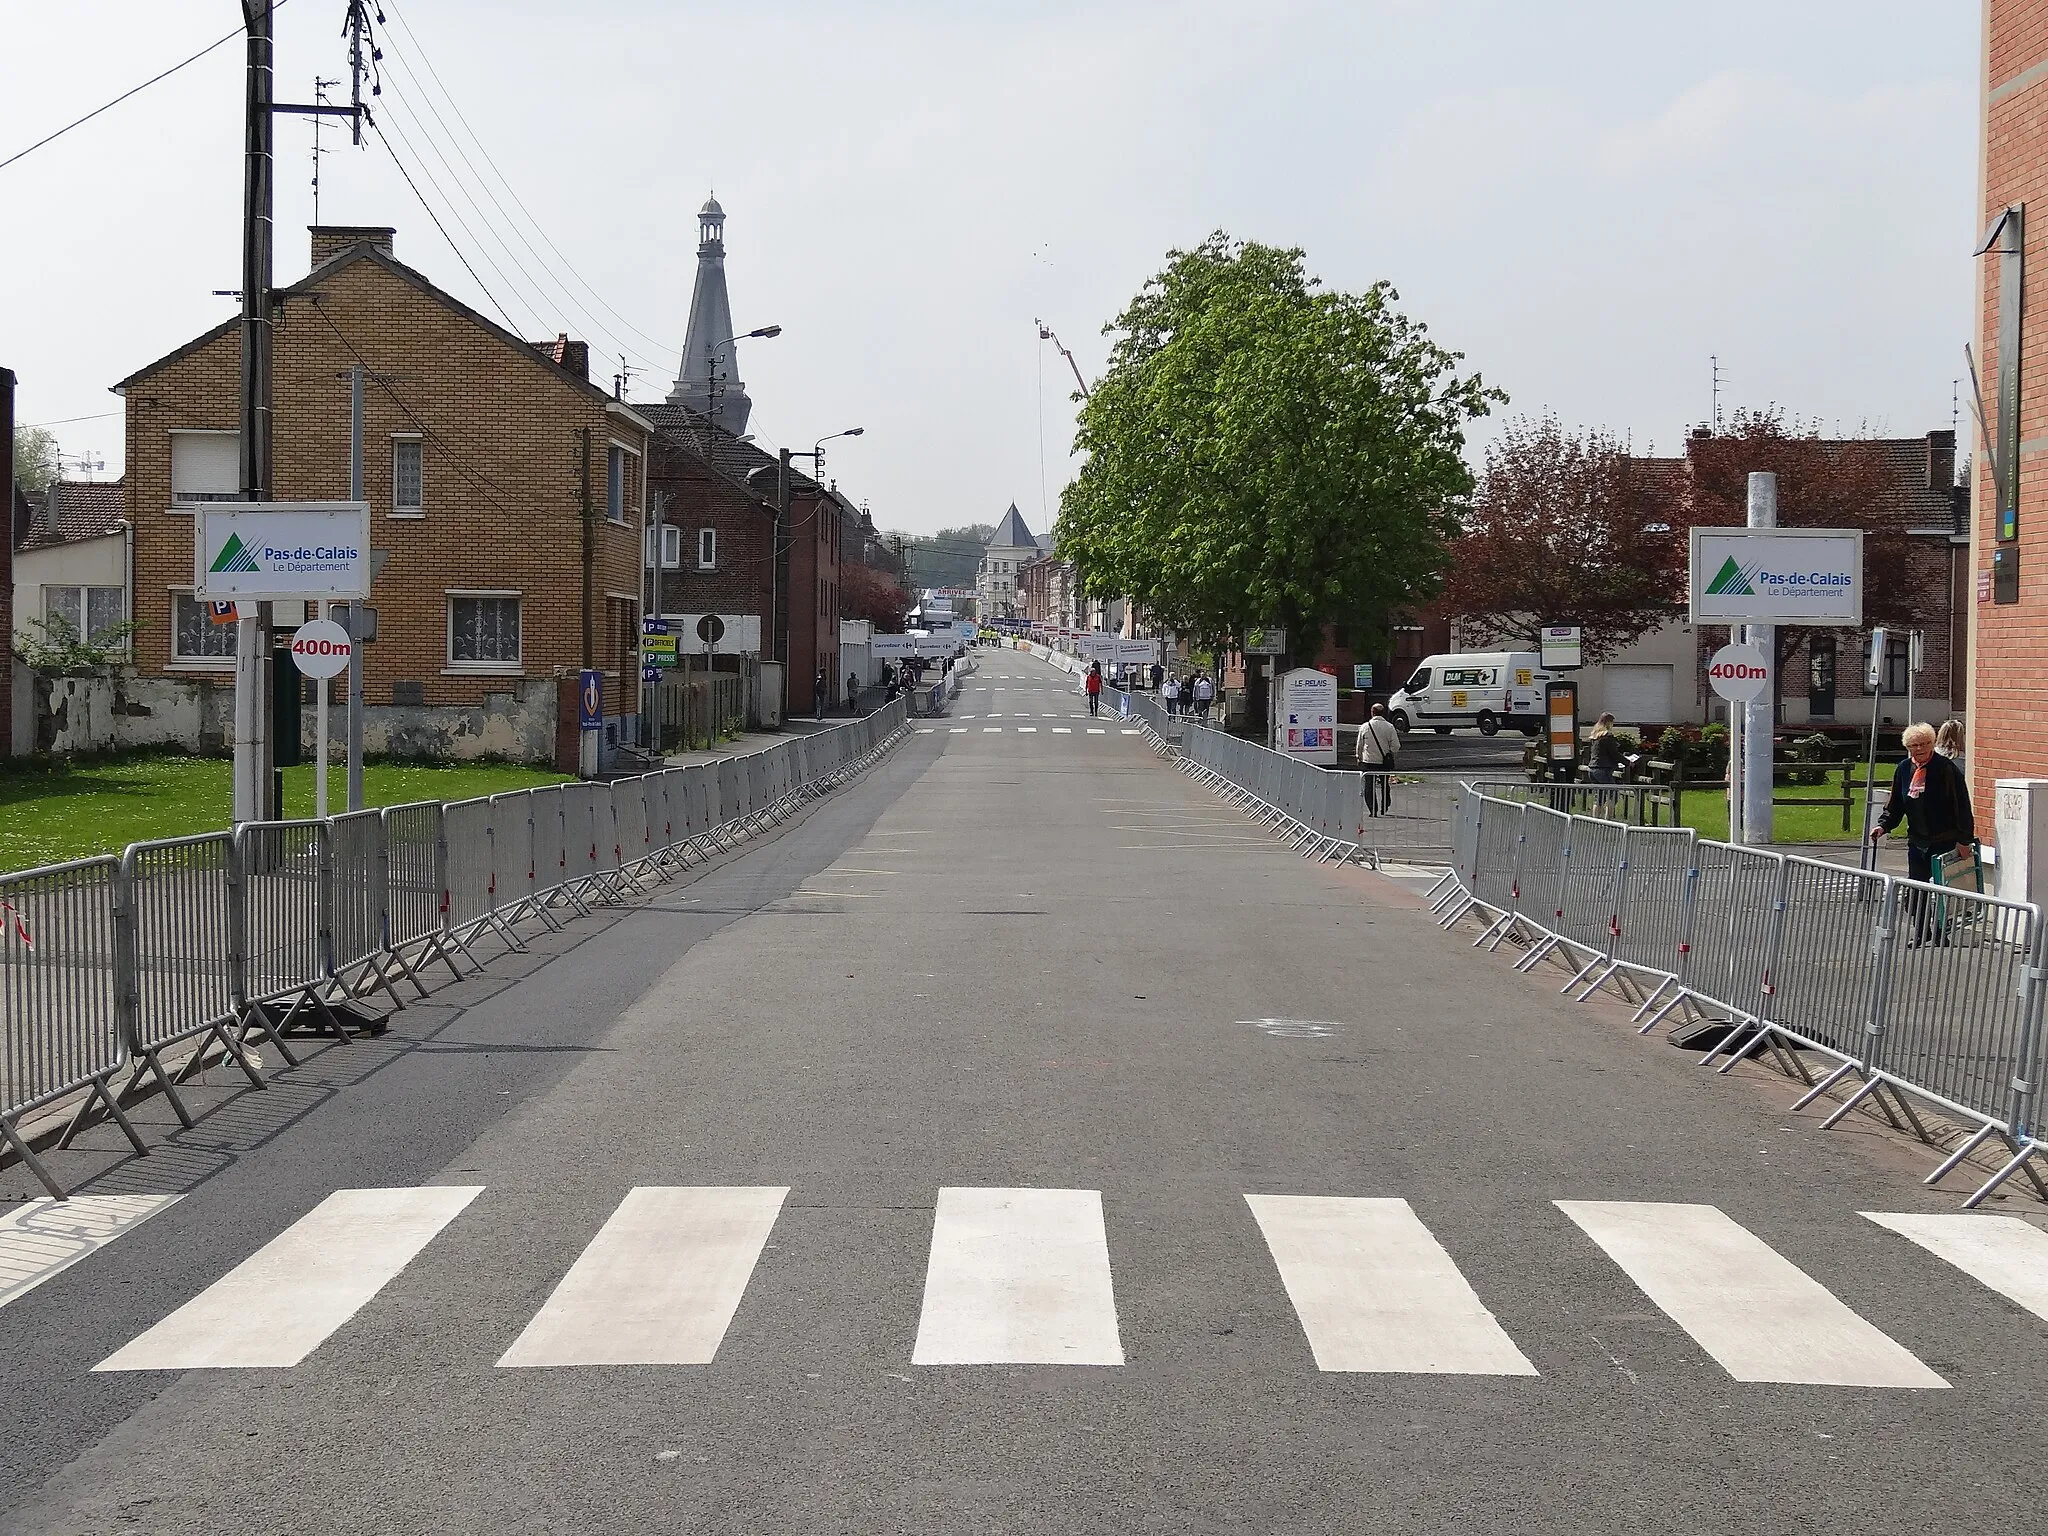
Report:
1870,721,1975,943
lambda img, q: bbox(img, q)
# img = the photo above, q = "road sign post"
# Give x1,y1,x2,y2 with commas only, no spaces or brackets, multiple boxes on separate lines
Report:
290,616,353,818
1707,642,1772,845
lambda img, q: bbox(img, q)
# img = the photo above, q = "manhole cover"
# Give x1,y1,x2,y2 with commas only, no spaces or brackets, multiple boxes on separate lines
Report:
1243,1018,1344,1039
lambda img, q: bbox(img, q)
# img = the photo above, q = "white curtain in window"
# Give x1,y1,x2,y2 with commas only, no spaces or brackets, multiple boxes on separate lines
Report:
452,596,520,663
174,593,236,658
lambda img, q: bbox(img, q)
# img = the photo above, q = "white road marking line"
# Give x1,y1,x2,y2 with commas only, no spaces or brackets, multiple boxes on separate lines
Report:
499,1187,789,1367
1120,729,1140,735
1087,728,1105,734
916,728,933,733
96,1187,483,1371
1017,727,1038,733
1556,1201,1946,1388
1246,1195,1536,1375
0,1195,183,1312
1052,728,1072,734
983,727,1002,733
950,728,967,733
913,1188,1123,1366
1864,1212,2048,1322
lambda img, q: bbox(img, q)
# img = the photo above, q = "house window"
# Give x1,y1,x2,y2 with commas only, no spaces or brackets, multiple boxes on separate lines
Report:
606,444,639,524
172,591,237,663
392,436,424,514
170,431,240,506
448,593,521,670
698,528,717,570
45,585,126,645
644,523,682,569
1882,635,1911,697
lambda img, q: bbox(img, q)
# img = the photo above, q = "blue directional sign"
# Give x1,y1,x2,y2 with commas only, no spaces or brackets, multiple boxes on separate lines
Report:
641,665,661,684
578,669,603,729
642,617,669,636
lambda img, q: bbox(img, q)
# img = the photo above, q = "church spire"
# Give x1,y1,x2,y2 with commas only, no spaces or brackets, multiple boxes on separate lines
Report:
667,194,752,431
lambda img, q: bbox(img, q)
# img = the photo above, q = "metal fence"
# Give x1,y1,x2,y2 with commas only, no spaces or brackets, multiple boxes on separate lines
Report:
0,698,913,1199
1433,787,2048,1209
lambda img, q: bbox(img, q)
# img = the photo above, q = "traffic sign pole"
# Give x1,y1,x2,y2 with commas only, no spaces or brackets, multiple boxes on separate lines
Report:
317,600,329,818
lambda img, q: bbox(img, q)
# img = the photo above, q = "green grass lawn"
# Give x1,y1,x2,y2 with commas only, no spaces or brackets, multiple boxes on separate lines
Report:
0,755,572,872
1675,781,1877,844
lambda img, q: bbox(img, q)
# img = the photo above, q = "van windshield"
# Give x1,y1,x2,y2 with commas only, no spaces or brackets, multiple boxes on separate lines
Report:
1404,667,1431,691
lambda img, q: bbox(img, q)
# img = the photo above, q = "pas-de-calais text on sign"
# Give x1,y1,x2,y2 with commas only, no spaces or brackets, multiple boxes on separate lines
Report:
195,504,372,600
1277,666,1338,765
1688,528,1863,626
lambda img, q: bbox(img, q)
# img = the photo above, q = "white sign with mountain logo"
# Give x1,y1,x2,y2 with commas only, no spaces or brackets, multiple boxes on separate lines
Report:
1688,527,1862,627
195,504,371,599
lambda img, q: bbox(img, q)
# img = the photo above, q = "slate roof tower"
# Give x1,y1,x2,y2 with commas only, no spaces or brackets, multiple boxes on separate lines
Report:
667,196,752,433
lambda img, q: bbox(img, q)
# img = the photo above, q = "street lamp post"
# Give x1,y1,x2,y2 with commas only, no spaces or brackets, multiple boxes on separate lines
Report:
755,428,866,719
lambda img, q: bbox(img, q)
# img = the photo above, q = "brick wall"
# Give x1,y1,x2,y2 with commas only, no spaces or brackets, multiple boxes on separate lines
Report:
121,246,648,715
1974,2,2048,823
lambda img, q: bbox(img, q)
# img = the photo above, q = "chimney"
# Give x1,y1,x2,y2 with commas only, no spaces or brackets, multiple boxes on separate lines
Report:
1925,428,1956,492
532,333,590,381
309,225,395,270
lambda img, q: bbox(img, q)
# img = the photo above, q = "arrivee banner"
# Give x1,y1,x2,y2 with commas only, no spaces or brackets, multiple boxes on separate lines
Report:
195,503,371,599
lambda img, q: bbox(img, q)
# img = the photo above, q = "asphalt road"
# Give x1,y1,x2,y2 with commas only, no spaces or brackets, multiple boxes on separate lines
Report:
4,648,2047,1535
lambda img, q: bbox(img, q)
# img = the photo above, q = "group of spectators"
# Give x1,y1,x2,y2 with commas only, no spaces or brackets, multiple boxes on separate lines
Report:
1159,666,1215,721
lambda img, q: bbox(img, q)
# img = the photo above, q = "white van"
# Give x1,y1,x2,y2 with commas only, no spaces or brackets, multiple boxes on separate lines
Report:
1387,651,1553,736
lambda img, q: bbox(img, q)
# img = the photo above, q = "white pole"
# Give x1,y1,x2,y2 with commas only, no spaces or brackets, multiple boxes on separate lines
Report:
315,598,330,820
1742,472,1777,844
1727,694,1744,845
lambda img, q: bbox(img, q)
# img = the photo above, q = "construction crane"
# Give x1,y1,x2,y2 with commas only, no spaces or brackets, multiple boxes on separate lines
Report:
1036,320,1090,398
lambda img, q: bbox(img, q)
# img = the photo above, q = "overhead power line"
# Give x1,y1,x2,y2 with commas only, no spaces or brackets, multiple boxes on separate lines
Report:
0,8,288,174
368,116,525,338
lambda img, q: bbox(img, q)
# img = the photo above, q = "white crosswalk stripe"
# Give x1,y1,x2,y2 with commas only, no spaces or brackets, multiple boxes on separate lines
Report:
1247,1195,1536,1375
499,1187,788,1367
96,1187,482,1371
1557,1200,1946,1388
1864,1211,2048,1323
0,1195,182,1312
913,1187,1123,1366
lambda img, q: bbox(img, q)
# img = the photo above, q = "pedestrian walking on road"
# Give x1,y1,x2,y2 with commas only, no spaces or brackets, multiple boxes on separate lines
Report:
846,671,861,716
814,666,828,720
1193,672,1215,722
1362,703,1401,816
1086,661,1103,717
1163,675,1180,715
1871,721,1976,945
1587,713,1623,784
1151,660,1165,693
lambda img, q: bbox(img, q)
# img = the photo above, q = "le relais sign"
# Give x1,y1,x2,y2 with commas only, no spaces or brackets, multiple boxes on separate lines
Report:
195,504,372,600
1687,527,1863,627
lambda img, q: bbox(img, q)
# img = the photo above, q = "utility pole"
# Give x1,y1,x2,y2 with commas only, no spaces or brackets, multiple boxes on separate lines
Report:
773,447,791,714
232,0,277,825
1742,472,1777,845
346,364,365,809
645,490,666,752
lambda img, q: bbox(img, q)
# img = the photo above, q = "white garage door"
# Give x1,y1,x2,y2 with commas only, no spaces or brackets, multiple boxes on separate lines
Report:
1603,665,1673,724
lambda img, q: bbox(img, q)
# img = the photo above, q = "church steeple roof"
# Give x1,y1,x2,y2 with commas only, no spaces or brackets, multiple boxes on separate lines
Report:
667,193,750,431
988,504,1037,548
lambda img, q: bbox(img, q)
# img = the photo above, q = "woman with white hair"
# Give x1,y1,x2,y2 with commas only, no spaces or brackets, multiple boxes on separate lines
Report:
1870,721,1976,944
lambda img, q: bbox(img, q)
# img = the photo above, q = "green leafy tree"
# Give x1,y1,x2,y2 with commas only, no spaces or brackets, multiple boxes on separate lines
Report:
12,425,61,493
1055,233,1500,655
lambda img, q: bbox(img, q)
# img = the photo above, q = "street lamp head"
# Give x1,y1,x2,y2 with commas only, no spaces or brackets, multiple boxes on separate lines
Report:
750,325,783,339
844,426,864,437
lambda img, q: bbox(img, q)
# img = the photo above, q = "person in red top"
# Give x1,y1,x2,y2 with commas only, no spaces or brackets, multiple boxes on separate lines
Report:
1085,661,1103,717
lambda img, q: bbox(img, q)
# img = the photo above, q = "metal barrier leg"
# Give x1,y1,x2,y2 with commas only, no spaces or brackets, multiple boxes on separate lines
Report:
55,1075,149,1158
1924,1122,2000,1186
0,1114,67,1199
1964,1136,2048,1208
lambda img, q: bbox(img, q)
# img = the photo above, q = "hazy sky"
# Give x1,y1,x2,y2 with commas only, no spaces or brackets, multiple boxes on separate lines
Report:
2,1,1980,535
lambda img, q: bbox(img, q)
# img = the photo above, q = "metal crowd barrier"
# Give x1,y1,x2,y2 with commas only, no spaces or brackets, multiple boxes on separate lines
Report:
0,697,913,1199
1432,787,2048,1209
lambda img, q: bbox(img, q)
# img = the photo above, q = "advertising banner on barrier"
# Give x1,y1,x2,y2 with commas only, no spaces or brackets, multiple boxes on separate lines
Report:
1115,638,1160,666
1688,528,1862,626
1277,666,1337,764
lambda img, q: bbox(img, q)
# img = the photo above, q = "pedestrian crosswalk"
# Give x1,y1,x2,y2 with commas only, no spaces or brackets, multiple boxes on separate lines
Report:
27,1186,2039,1386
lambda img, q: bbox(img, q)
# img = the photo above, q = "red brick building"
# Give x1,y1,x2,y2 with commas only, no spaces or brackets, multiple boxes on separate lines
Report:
116,226,653,763
1973,3,2048,820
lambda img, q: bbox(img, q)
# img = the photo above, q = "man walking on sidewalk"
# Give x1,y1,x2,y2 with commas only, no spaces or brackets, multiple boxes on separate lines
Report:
1361,702,1401,816
1085,661,1103,717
